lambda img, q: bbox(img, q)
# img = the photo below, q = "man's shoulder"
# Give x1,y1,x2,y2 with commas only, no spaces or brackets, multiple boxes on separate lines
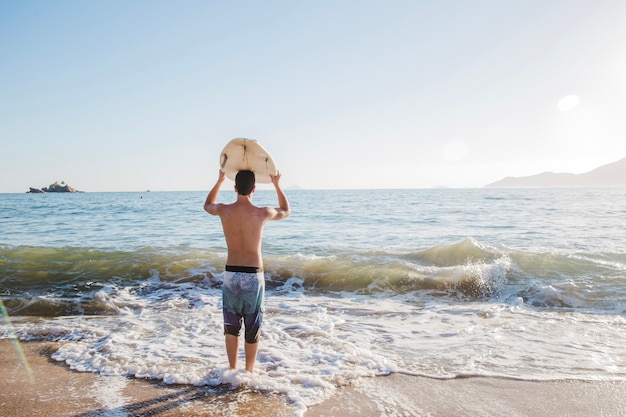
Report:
243,204,275,217
224,201,264,214
216,202,237,212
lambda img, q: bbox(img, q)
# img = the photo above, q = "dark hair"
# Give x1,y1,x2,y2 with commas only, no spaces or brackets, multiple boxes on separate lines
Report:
235,170,255,195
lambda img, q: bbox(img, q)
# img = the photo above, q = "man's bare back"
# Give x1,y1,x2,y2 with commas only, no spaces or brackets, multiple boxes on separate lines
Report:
204,170,290,268
212,198,273,268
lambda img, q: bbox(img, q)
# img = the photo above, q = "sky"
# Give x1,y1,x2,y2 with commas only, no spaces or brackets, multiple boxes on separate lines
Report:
1,0,626,192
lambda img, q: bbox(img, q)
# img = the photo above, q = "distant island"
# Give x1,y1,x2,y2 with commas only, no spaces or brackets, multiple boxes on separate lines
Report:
28,181,82,193
485,157,626,188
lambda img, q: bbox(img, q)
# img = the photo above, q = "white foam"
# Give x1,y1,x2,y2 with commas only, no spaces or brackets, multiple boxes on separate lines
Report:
90,375,130,417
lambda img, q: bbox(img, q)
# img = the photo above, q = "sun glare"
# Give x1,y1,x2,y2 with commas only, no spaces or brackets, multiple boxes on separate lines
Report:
557,95,581,111
442,139,470,162
0,300,34,383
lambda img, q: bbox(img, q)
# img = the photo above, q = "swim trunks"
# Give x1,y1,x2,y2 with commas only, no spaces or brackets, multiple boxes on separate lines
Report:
222,265,265,344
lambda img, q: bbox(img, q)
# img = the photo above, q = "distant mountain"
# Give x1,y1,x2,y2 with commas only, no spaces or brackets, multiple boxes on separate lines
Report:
485,157,626,188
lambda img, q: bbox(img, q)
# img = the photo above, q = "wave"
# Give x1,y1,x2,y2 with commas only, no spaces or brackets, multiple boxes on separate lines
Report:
2,239,625,316
269,239,510,299
0,245,223,316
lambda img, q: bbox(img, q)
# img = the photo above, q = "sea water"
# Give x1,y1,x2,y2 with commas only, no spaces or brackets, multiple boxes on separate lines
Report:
1,188,626,414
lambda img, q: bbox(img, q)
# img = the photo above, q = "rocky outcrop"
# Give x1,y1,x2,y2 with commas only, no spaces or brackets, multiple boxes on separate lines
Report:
27,182,82,193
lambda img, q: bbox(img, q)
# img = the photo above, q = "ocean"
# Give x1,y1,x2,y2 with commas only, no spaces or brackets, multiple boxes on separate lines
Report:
1,188,626,415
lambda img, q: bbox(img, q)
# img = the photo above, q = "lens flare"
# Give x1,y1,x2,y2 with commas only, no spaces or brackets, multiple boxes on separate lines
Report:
557,94,580,111
0,300,34,383
442,139,469,162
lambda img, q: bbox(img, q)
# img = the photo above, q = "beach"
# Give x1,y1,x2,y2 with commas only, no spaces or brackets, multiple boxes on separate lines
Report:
3,340,625,417
0,340,297,417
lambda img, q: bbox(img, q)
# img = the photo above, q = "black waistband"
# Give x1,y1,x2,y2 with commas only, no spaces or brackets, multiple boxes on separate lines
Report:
225,265,263,273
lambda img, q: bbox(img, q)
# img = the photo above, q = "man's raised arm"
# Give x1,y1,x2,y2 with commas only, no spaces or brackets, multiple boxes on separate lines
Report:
204,170,225,215
269,172,291,220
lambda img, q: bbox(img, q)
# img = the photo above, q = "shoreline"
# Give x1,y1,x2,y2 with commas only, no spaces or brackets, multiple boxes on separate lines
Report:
2,340,626,417
0,340,297,417
307,374,626,417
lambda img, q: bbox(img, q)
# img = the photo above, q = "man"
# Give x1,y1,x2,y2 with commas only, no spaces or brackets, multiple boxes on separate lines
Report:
204,169,291,372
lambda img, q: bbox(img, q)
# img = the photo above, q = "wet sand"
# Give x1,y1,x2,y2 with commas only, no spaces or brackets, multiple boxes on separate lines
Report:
0,340,296,417
2,340,626,417
307,373,626,417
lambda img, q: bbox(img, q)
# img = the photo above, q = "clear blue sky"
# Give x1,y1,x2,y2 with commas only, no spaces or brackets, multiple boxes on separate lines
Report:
2,0,626,192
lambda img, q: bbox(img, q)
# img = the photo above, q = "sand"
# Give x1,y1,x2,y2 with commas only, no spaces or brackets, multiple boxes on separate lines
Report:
0,340,296,417
306,374,626,417
2,340,625,417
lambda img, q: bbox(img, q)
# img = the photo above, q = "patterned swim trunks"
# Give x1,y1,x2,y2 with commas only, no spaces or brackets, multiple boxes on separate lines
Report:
222,265,265,344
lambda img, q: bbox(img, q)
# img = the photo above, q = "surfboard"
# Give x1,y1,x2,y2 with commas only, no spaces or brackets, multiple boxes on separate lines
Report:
219,138,278,184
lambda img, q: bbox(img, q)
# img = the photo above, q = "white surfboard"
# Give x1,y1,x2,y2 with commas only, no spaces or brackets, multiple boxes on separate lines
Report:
219,138,278,184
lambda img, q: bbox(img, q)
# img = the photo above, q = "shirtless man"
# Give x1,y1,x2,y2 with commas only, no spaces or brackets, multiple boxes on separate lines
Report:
203,169,291,372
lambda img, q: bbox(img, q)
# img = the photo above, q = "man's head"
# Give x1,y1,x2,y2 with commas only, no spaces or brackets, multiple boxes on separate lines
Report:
235,170,255,196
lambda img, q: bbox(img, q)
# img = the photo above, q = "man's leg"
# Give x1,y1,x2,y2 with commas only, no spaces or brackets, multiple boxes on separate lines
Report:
225,334,239,369
244,341,259,373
